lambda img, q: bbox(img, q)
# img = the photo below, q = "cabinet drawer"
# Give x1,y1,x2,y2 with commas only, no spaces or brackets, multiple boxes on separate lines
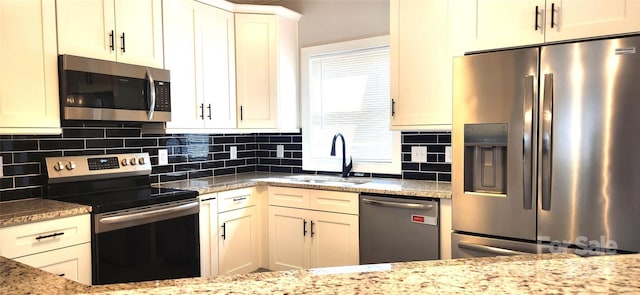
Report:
13,243,91,285
0,214,90,259
217,187,256,213
268,186,310,208
310,190,358,215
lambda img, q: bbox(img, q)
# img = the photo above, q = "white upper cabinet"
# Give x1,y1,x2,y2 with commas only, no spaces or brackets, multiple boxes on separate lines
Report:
235,11,300,130
456,0,640,53
0,0,61,134
544,0,640,42
389,0,452,130
163,0,236,131
459,0,545,52
56,0,164,68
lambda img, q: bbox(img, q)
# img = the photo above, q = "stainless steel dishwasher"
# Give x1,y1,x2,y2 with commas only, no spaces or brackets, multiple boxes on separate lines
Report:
359,194,439,264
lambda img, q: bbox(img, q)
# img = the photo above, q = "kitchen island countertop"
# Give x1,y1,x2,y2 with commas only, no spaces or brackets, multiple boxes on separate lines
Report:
5,252,640,294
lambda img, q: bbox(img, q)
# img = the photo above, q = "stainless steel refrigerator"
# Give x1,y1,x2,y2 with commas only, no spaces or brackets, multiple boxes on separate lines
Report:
452,35,640,258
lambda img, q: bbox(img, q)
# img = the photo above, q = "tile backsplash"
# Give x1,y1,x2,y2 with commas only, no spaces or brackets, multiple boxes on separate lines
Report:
0,122,450,201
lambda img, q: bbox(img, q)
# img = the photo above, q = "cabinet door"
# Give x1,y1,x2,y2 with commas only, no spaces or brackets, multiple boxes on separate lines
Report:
235,13,278,129
113,0,164,68
13,243,91,285
389,0,452,130
200,3,236,129
461,0,545,52
199,195,218,277
309,211,359,268
0,214,90,260
0,0,60,134
218,206,259,275
268,206,309,271
545,0,640,42
163,0,202,130
56,0,116,62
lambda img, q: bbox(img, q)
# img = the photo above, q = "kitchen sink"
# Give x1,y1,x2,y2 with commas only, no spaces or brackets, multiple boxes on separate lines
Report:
284,175,370,186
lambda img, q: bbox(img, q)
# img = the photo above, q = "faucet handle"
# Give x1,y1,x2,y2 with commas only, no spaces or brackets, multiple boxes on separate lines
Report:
343,156,353,177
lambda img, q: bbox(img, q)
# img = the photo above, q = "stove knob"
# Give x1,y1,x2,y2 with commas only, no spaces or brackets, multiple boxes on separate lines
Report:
138,157,146,165
121,159,129,166
54,161,65,171
65,161,76,170
130,158,137,165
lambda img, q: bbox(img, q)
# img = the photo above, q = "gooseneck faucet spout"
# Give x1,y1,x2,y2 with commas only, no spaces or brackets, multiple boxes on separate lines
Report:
330,133,353,178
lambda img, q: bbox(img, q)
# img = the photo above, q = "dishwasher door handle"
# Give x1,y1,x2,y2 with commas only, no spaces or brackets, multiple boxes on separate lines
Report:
457,241,532,256
362,198,434,210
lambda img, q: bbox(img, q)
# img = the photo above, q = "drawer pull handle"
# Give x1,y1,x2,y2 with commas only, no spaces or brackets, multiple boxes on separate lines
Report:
232,197,247,202
58,273,66,277
35,232,64,241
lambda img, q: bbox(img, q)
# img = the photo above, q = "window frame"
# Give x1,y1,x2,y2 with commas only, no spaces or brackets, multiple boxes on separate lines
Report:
300,35,401,175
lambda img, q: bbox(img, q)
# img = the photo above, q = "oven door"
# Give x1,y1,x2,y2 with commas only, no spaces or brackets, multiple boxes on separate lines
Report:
93,199,200,285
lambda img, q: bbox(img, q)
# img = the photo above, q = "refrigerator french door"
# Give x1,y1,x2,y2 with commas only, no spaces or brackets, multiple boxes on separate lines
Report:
452,35,640,258
452,47,539,247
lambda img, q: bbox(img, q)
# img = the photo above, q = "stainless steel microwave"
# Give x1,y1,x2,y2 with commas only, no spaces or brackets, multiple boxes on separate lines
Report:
58,55,171,122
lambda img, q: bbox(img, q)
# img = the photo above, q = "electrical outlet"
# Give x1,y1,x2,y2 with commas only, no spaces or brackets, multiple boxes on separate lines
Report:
276,145,285,158
158,149,169,165
230,146,238,160
411,146,427,163
445,146,452,163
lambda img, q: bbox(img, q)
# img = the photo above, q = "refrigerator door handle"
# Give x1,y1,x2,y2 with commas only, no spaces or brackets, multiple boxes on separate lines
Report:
523,75,534,210
541,73,554,211
457,241,532,256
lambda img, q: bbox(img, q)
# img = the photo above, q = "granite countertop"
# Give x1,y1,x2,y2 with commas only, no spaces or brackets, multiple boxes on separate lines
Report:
5,252,640,294
156,172,452,199
0,198,91,227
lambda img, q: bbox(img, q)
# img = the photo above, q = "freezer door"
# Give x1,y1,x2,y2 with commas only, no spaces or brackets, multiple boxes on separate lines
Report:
538,36,640,253
452,48,539,241
452,233,539,259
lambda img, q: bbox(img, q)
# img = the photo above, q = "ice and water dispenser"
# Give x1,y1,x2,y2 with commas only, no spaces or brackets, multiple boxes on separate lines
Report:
464,124,508,195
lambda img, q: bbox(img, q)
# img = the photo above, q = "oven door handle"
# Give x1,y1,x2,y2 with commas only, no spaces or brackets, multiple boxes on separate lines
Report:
99,201,199,225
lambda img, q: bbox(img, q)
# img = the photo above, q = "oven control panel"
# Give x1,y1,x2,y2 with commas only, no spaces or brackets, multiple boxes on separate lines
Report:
46,153,152,182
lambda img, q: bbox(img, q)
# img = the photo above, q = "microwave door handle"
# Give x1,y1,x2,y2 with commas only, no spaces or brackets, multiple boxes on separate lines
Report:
146,68,156,120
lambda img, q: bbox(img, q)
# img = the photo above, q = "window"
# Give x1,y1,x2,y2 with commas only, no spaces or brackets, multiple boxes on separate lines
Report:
301,36,400,175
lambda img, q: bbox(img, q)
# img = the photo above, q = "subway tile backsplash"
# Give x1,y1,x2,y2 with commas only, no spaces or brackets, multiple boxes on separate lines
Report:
0,122,450,201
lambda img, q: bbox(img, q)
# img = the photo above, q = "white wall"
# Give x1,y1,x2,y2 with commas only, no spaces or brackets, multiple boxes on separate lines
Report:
273,0,389,47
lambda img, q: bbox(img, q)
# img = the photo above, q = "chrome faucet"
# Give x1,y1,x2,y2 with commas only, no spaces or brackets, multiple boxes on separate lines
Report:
330,133,353,178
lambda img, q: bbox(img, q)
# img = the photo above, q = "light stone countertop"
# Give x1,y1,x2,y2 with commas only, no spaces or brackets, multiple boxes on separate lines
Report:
156,172,452,199
6,252,640,294
0,198,91,227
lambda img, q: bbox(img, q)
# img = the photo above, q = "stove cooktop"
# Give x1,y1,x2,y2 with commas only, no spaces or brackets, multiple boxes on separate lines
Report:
56,187,198,214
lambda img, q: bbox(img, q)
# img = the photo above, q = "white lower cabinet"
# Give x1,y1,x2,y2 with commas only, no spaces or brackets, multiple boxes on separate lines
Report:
13,243,91,284
0,214,91,285
268,187,359,271
199,193,218,277
216,188,260,275
218,205,259,275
